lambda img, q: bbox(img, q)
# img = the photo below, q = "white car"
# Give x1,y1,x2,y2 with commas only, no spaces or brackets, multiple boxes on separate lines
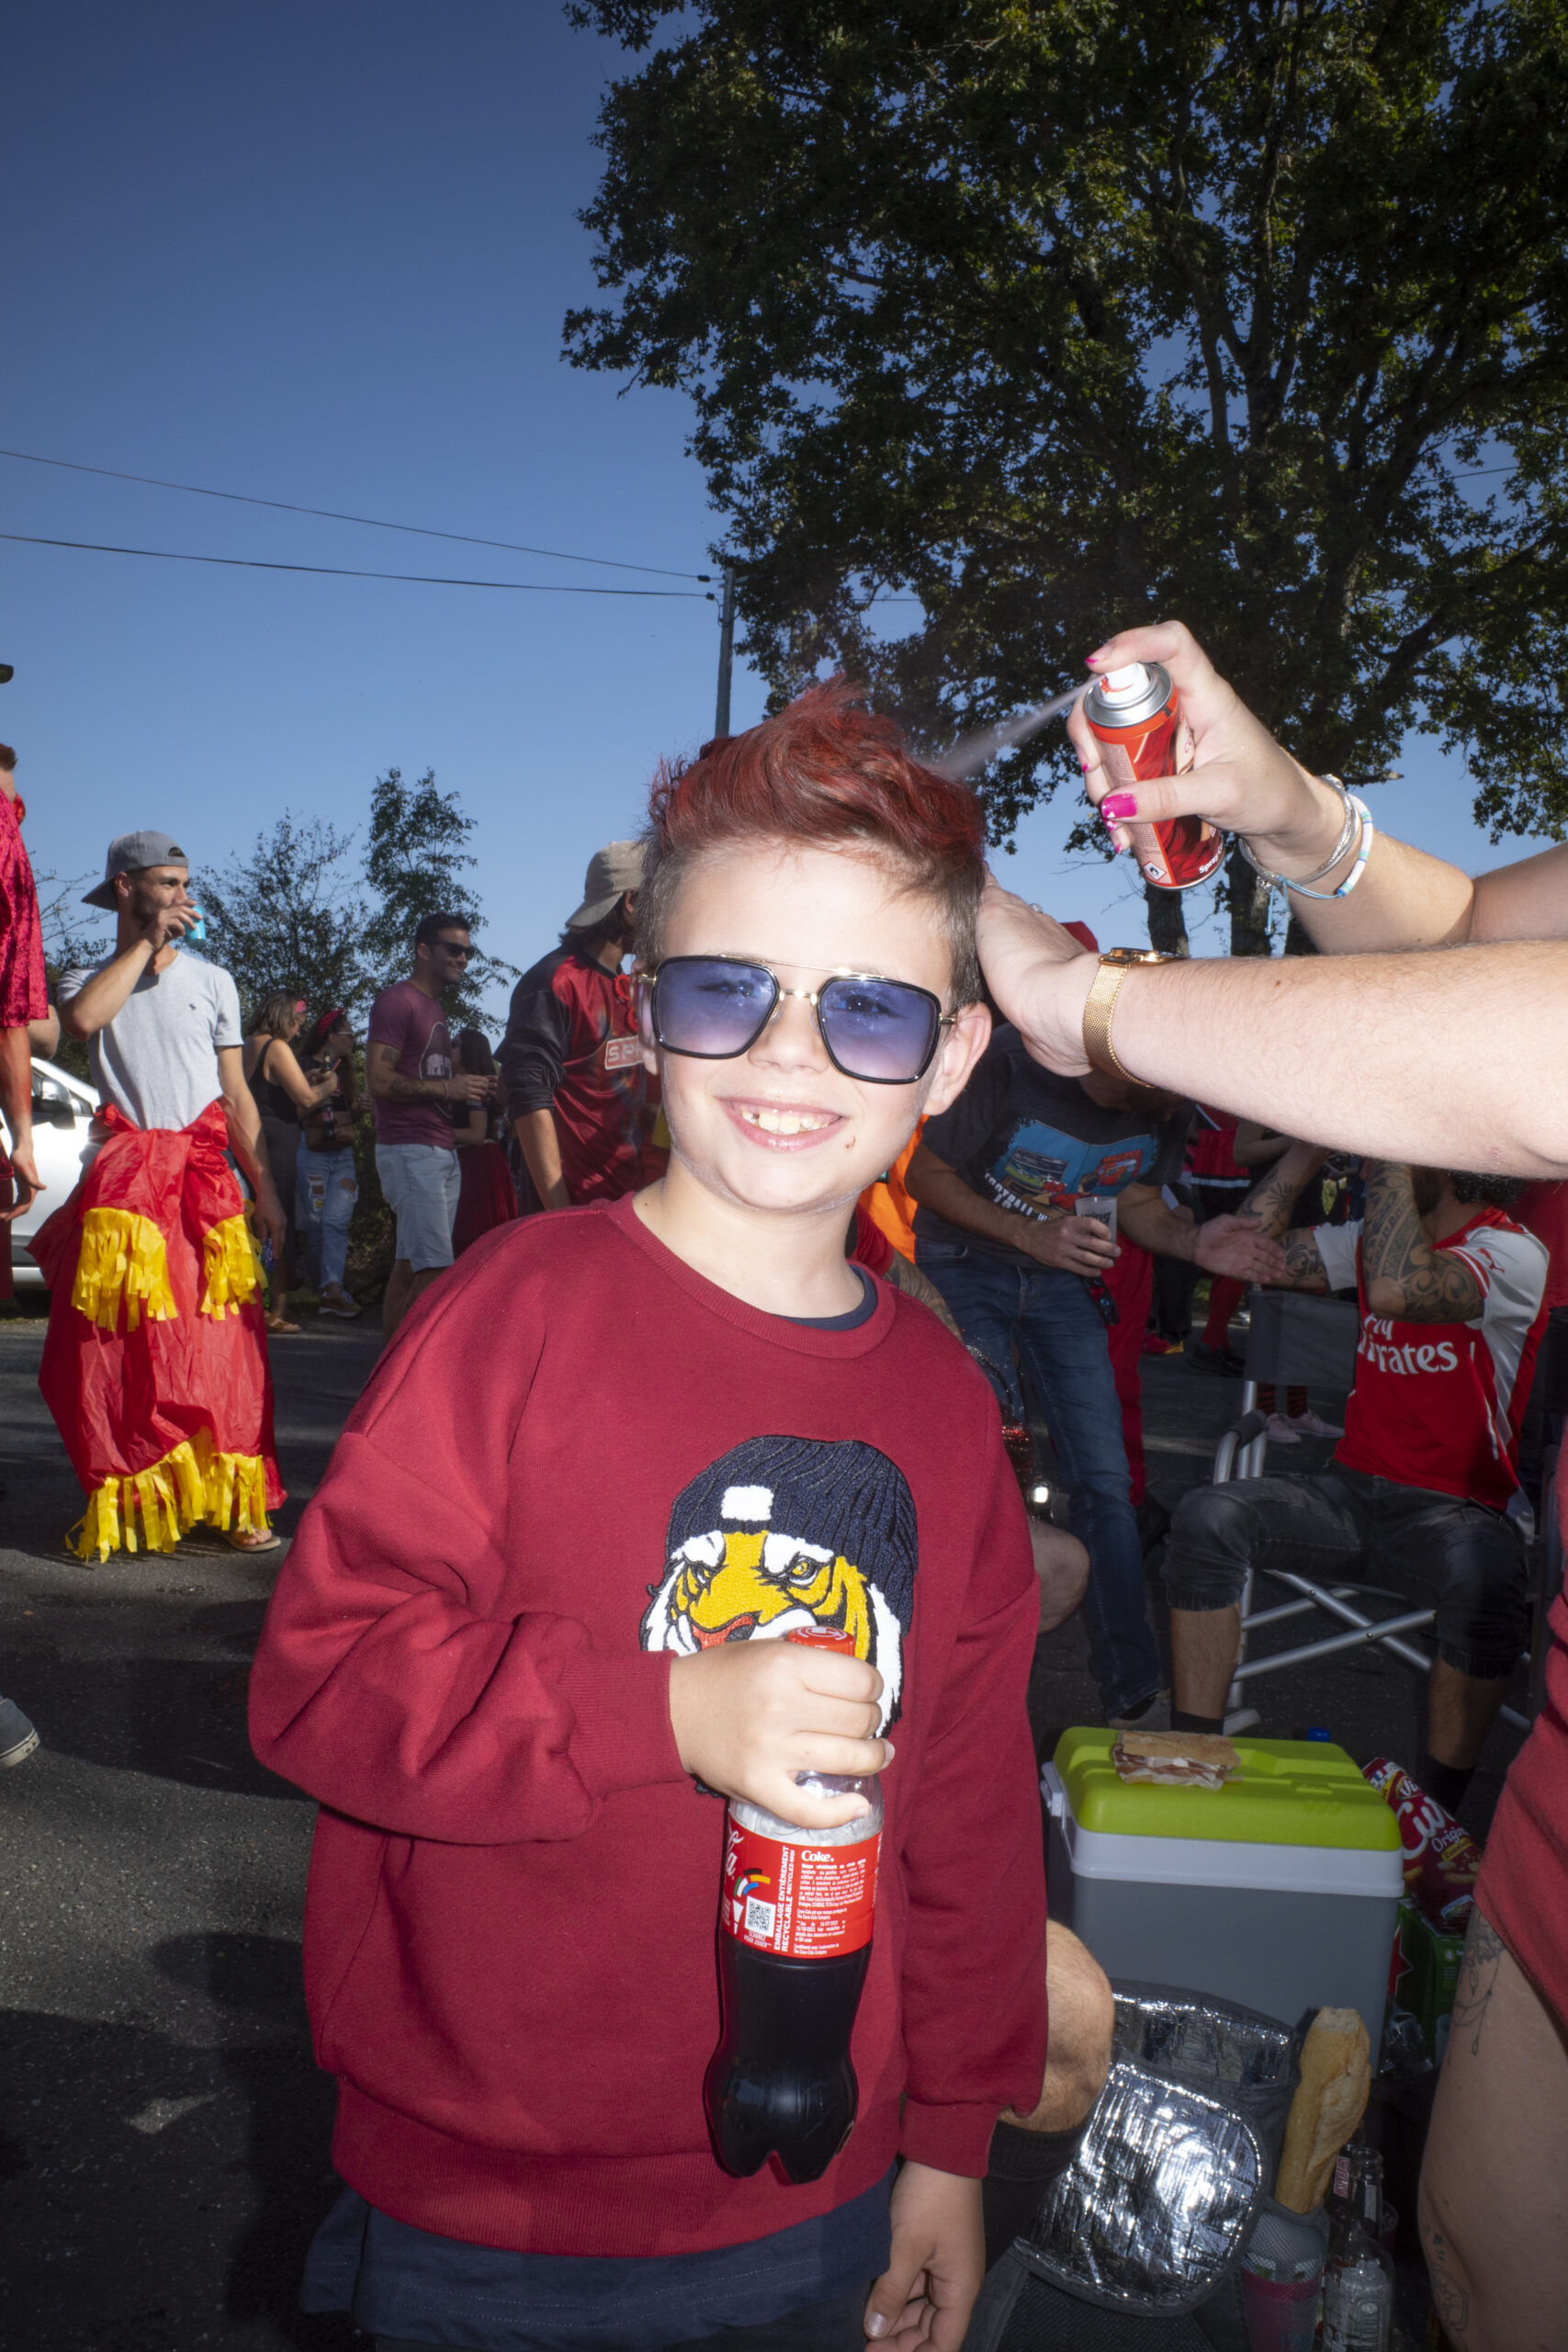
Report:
5,1056,97,1286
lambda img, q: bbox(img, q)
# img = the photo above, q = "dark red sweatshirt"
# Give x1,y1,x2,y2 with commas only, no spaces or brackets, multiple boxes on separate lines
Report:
249,1193,1046,2257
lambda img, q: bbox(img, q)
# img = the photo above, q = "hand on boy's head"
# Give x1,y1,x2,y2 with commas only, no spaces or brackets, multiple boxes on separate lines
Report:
667,1640,890,1830
976,877,1097,1075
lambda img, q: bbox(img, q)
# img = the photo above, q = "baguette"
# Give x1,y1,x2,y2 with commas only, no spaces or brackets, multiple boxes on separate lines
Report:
1274,2007,1371,2213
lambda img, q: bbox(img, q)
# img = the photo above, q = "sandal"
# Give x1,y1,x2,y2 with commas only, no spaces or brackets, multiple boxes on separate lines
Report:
221,1527,282,1553
265,1311,302,1335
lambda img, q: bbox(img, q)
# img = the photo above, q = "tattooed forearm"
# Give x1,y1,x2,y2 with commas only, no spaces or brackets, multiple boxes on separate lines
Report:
1241,1144,1323,1240
1449,1908,1506,2059
1362,1162,1486,1322
1280,1232,1329,1292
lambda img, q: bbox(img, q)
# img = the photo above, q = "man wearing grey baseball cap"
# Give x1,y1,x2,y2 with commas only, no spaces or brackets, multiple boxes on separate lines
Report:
499,840,666,1212
27,830,288,1561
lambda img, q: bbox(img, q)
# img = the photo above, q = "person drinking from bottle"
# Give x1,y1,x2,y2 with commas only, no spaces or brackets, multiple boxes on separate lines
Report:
35,830,288,1558
250,684,1058,2352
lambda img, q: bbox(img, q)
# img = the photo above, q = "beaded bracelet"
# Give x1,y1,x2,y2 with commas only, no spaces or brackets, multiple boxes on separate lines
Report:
1237,776,1376,900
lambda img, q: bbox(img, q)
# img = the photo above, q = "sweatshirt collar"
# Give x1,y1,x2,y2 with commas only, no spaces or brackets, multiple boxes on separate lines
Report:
604,1192,897,1358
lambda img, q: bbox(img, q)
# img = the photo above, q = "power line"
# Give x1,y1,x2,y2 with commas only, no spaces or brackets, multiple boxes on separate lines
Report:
0,531,715,596
0,445,713,582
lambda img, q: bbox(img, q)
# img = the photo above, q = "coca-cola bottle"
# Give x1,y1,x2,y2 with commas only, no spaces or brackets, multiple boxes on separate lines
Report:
704,1631,882,2184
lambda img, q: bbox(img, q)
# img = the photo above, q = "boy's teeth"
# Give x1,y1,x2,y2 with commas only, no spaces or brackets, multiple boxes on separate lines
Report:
744,1106,830,1135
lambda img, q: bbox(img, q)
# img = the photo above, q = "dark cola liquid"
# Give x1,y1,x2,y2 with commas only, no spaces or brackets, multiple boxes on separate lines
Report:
704,1931,872,2183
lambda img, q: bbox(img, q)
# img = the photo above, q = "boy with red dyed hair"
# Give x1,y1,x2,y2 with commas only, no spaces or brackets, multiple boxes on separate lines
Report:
251,684,1048,2352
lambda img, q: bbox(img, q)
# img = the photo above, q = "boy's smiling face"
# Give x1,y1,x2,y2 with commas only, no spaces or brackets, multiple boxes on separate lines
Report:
644,838,990,1223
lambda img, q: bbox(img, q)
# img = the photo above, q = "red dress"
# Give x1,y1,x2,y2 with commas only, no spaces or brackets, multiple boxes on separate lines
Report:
452,1116,519,1257
30,1102,284,1559
0,786,48,1302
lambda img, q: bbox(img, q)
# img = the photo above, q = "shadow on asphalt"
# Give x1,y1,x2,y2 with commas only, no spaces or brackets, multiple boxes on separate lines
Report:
8,1651,310,1803
4,1936,362,2348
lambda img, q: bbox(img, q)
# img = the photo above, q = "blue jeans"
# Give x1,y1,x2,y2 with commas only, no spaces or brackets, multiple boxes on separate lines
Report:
918,1241,1162,1713
297,1146,358,1290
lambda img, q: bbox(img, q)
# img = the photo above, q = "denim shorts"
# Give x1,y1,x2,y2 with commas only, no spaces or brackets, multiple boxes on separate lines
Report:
376,1143,461,1272
1163,1463,1529,1679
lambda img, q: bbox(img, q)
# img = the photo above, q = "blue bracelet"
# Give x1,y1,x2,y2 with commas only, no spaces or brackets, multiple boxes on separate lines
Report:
1283,797,1374,899
1238,779,1375,901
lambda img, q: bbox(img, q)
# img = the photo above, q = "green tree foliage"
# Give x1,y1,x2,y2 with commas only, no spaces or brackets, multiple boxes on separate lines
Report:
566,0,1568,952
191,775,514,1035
360,767,515,1025
199,815,372,1027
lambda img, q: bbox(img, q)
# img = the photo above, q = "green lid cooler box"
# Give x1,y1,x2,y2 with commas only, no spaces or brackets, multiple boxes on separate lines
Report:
1043,1731,1404,2034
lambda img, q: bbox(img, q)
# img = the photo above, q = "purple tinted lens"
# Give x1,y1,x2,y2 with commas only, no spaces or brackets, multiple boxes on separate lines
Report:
818,977,940,1081
654,959,775,1057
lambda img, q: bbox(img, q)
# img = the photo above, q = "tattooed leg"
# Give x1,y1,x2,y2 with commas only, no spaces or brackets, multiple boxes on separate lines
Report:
1449,1909,1506,2062
1420,1904,1568,2351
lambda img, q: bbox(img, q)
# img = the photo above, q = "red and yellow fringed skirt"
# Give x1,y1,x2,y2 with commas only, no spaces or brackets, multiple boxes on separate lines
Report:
30,1100,286,1562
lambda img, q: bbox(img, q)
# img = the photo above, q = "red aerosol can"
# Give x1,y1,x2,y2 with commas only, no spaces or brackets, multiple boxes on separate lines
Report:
704,1629,883,2184
1084,662,1224,890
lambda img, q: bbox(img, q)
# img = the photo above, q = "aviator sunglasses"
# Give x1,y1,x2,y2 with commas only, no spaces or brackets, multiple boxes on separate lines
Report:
640,956,954,1085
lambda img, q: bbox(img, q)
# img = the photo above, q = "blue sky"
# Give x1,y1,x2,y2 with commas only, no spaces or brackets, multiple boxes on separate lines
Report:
6,1,1551,1024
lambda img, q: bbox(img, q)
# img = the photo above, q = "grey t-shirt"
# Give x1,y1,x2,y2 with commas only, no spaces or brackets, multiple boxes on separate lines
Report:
59,951,243,1133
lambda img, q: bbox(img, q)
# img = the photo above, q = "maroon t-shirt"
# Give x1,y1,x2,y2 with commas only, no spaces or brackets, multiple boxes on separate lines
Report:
367,980,457,1149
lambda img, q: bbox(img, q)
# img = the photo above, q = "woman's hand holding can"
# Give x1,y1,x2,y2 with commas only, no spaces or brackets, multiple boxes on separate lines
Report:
1067,620,1348,884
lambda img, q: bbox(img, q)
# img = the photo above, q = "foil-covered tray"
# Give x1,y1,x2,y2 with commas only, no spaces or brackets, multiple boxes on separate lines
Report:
1111,1983,1299,2097
1018,2058,1267,2314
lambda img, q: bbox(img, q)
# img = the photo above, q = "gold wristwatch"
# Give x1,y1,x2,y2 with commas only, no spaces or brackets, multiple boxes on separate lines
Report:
1081,948,1173,1082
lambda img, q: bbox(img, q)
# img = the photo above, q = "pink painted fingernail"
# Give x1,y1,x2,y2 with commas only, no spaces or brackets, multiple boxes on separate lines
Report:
1077,755,1089,772
1101,793,1137,819
1085,654,1101,667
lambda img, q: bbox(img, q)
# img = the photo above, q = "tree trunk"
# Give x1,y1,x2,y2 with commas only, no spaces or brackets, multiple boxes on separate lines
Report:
1143,880,1190,956
1224,843,1275,958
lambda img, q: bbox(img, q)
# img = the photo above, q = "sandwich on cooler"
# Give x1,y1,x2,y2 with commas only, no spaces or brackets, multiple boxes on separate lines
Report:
1111,1730,1240,1791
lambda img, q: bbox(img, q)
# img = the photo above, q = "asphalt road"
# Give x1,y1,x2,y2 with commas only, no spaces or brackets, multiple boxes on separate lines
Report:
0,1312,378,2352
0,1302,1529,2348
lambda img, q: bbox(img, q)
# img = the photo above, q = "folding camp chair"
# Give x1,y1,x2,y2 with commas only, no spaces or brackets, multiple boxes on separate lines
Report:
1208,1287,1532,1736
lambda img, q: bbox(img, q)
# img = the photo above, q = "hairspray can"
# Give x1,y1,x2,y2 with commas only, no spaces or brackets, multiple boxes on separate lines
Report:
1083,662,1224,890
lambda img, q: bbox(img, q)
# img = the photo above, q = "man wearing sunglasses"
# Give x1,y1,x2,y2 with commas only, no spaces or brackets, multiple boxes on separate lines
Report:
367,912,495,1339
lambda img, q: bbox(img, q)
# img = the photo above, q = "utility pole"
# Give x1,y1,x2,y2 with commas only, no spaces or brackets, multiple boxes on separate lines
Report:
714,563,736,739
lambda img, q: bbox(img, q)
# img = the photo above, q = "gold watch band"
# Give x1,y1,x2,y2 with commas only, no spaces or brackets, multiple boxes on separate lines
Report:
1081,959,1135,1081
1082,948,1170,1080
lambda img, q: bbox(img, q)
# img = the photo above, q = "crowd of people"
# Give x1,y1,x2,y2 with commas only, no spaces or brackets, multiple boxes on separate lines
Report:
0,618,1563,2351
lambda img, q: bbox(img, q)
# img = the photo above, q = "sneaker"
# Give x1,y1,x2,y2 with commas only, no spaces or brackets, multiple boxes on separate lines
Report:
0,1698,39,1769
1264,1412,1302,1445
319,1287,363,1320
1142,1334,1185,1357
1286,1408,1344,1440
1107,1689,1171,1732
1188,1342,1246,1378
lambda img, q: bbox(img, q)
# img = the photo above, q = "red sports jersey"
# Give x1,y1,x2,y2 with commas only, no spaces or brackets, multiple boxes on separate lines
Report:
499,944,666,1207
1186,1105,1247,1186
1314,1206,1548,1510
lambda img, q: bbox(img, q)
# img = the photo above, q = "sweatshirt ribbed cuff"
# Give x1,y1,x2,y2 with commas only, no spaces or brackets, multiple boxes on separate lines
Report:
899,2098,1013,2180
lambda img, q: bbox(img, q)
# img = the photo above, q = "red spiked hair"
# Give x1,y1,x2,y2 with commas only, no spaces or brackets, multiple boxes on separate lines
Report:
637,678,986,1003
